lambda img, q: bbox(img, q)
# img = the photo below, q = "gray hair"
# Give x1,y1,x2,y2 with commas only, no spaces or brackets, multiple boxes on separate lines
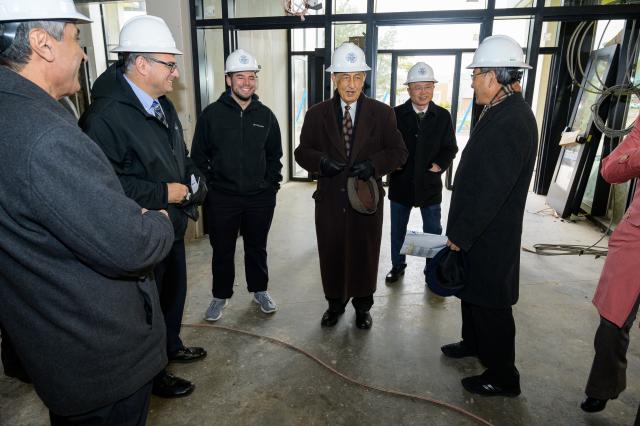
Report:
0,21,66,70
121,52,152,74
481,67,523,85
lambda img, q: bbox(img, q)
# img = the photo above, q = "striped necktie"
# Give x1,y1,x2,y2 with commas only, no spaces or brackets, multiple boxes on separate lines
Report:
343,105,353,158
152,100,168,127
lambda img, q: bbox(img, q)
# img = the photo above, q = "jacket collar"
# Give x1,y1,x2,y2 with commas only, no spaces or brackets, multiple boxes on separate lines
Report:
470,93,522,138
324,92,374,162
398,99,434,118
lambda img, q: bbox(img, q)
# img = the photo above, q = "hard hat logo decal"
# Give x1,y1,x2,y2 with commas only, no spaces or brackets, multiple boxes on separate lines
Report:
419,68,427,75
345,52,357,64
239,55,250,64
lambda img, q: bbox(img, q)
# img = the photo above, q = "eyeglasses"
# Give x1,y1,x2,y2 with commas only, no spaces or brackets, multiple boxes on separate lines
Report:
470,70,491,80
147,57,178,73
410,84,435,91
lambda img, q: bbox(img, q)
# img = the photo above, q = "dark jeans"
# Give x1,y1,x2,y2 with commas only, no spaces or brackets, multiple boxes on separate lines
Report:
461,300,519,387
206,189,276,299
49,381,152,426
153,239,187,356
585,294,640,400
390,201,442,268
326,295,374,313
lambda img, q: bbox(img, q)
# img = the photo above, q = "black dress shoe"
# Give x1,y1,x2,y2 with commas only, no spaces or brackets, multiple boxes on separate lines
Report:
461,374,521,397
321,310,344,327
385,265,406,283
440,341,477,359
169,346,207,364
152,370,194,398
355,311,372,329
581,396,608,413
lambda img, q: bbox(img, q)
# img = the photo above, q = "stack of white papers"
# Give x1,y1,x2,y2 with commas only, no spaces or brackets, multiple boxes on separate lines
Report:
400,231,448,258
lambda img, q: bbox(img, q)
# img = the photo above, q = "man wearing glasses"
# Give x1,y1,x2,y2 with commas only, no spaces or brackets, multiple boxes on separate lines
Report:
385,62,458,284
80,15,207,398
191,49,283,323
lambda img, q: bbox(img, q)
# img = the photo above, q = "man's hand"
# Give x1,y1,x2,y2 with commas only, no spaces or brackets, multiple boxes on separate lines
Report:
320,157,347,177
167,183,189,204
429,163,442,173
349,160,375,181
447,239,461,252
141,208,169,218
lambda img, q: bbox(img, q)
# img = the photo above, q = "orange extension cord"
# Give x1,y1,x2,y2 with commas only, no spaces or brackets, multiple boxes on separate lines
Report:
183,323,495,426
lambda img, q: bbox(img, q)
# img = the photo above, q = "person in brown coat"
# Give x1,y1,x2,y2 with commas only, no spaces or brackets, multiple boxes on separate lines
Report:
294,42,407,330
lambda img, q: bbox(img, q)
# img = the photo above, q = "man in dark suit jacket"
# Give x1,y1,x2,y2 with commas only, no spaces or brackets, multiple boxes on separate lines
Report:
295,42,407,330
386,62,458,284
442,35,538,397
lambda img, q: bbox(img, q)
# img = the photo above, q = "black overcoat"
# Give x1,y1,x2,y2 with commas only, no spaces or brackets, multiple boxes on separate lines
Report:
446,94,537,308
388,100,458,207
294,94,408,299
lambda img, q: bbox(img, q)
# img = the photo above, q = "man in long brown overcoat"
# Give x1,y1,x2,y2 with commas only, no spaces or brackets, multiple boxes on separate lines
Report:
294,42,407,330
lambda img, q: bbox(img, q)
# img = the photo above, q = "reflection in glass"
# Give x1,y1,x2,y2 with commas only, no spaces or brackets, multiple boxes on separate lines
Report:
333,23,366,48
495,0,535,6
555,144,580,191
540,21,560,48
572,58,609,134
376,0,486,12
195,0,222,19
378,24,481,50
197,28,225,108
335,0,367,13
451,53,475,185
291,56,309,178
375,53,392,105
292,28,325,51
492,18,532,48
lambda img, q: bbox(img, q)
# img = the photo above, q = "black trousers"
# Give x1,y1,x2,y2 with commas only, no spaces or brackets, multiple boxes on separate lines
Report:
461,300,519,387
206,189,276,299
153,239,187,356
49,381,152,426
327,295,374,313
1,323,30,382
585,294,640,400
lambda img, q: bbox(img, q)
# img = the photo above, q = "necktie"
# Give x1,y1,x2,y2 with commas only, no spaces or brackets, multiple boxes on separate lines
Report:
417,111,425,120
343,105,353,158
152,100,168,127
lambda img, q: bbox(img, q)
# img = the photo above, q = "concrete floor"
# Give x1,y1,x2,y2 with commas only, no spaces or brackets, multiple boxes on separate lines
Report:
1,182,639,425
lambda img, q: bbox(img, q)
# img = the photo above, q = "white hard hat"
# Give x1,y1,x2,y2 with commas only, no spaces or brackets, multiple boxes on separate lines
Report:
467,34,531,69
404,62,437,84
0,0,91,23
111,15,182,55
326,42,371,73
224,49,261,73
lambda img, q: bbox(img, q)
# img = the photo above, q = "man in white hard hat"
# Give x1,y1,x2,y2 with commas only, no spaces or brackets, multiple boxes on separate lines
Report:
0,1,175,423
385,62,458,284
441,35,537,397
80,15,207,398
192,49,283,322
295,42,407,329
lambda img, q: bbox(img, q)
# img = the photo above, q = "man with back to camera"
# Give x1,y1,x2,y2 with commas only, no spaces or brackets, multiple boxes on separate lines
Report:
0,1,175,423
294,42,408,330
191,48,283,322
441,35,537,397
80,15,208,399
386,62,458,284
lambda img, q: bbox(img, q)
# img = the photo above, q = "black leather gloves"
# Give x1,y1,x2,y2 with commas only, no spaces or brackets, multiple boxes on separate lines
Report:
320,156,347,177
349,160,375,181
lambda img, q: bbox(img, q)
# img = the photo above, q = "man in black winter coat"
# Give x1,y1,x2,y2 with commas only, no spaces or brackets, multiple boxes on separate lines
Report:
80,15,207,399
191,49,283,322
386,62,458,284
441,35,537,398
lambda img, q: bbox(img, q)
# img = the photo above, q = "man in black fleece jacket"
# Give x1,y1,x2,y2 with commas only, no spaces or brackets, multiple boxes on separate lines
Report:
0,5,174,424
191,49,283,322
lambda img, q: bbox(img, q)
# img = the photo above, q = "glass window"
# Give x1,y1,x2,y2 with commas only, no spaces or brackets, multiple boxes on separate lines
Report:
195,0,222,19
334,0,367,14
492,17,532,48
394,55,455,109
197,28,226,108
376,0,486,12
292,28,325,51
540,21,560,48
291,55,309,178
495,0,535,7
451,52,475,184
333,23,366,48
595,20,625,50
233,0,324,17
375,53,391,105
545,0,640,5
378,24,481,50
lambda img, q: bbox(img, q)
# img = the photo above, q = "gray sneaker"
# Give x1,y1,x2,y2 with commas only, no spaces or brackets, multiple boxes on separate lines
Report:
205,297,228,321
253,291,277,314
